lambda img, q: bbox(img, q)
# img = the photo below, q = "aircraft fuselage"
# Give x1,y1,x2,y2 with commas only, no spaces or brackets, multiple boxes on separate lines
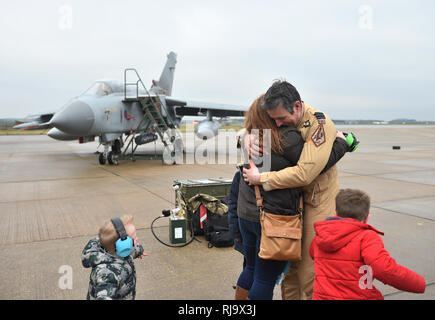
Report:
49,92,174,140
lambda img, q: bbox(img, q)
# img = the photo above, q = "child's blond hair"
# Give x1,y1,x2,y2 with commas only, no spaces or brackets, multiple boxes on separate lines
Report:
99,215,134,255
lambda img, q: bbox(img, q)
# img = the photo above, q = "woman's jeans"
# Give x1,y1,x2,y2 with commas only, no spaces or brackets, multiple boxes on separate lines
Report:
237,217,289,300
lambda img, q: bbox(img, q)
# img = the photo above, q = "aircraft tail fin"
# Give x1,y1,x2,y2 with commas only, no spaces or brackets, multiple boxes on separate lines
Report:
152,51,177,96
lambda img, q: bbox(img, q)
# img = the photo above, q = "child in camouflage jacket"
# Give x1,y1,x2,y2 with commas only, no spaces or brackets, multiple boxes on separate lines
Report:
82,215,145,300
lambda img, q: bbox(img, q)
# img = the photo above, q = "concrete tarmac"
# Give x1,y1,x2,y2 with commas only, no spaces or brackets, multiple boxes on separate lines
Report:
0,126,434,300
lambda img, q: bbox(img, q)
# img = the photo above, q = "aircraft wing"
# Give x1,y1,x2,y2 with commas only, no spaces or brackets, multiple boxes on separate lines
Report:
165,97,248,117
13,111,56,130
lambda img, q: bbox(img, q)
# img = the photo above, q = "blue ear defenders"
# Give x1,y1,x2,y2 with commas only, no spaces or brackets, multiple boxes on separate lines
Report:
111,217,133,258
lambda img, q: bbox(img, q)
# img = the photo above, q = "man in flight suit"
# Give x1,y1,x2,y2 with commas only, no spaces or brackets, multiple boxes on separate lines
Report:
243,80,340,300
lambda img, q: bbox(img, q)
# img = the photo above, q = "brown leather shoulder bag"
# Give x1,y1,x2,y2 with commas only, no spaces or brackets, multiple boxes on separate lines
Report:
255,185,303,261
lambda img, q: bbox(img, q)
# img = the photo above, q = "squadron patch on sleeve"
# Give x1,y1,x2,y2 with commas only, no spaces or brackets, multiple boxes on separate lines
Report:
311,125,326,147
314,112,326,125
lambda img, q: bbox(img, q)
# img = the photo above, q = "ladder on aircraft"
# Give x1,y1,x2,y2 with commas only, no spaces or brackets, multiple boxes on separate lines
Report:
122,68,183,162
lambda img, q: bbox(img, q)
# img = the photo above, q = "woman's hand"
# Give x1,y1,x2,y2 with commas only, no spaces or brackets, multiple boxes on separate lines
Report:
336,130,346,141
243,159,261,186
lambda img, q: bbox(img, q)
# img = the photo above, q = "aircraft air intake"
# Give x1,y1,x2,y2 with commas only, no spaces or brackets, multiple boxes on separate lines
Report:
47,128,78,141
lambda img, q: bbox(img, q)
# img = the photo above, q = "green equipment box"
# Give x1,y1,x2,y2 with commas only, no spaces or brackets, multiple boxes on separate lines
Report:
173,178,233,223
173,178,233,204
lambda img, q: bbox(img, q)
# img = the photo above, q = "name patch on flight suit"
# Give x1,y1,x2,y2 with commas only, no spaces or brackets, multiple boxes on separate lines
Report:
311,112,326,147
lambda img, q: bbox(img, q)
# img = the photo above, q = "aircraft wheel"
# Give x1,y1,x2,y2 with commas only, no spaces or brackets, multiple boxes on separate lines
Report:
99,153,106,165
107,151,118,165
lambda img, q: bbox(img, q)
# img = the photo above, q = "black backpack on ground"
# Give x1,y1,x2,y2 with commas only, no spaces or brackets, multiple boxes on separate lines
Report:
191,205,233,248
203,211,233,248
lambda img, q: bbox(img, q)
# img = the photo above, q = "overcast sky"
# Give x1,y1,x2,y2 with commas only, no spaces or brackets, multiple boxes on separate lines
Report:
0,0,434,121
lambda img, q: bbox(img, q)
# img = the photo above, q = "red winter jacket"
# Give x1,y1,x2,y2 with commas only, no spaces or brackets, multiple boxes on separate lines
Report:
309,217,425,300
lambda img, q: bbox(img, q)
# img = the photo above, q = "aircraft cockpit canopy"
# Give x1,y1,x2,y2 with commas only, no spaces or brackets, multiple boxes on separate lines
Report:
83,80,124,96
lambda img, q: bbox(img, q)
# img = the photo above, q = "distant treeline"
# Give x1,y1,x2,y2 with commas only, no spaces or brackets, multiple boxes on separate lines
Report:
0,118,18,130
333,118,435,125
217,117,435,125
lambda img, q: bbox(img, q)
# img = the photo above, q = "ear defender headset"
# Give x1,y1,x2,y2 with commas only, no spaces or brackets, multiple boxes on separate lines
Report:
110,217,133,258
343,132,359,153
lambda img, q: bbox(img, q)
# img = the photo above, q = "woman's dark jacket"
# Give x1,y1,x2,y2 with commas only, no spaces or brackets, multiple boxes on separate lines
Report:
227,170,244,255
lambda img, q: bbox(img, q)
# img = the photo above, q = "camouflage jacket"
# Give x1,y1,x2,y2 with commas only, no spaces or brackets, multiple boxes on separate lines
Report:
81,237,144,300
186,193,228,216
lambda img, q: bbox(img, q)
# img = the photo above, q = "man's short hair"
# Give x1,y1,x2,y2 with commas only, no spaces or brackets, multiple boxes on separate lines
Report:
335,189,370,222
262,80,301,114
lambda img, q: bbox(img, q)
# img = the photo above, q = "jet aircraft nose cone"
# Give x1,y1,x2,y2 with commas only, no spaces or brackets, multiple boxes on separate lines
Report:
50,100,95,136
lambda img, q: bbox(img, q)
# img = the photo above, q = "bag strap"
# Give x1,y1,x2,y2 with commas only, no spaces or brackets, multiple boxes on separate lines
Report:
254,185,263,209
298,194,304,214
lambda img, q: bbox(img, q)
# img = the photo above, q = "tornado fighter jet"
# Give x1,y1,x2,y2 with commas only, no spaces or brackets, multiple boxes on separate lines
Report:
15,52,248,165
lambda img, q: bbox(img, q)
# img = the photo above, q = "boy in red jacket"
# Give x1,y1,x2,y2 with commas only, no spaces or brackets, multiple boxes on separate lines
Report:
309,188,426,300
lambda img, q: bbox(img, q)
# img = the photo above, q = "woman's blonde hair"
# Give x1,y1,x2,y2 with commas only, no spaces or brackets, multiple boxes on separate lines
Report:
244,94,283,154
99,215,134,255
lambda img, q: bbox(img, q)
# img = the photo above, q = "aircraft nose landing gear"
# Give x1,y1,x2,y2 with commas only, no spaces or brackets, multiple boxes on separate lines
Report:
107,151,118,165
99,143,119,165
98,152,106,165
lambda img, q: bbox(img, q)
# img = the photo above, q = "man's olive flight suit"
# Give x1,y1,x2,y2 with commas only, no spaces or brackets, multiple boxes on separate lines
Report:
260,103,340,300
